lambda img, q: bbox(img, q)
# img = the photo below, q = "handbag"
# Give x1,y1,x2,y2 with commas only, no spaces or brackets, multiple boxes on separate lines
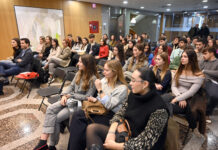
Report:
115,119,132,143
82,100,108,122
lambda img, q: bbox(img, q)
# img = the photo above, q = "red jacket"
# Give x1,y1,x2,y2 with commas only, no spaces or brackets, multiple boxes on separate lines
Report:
99,45,109,58
154,46,172,56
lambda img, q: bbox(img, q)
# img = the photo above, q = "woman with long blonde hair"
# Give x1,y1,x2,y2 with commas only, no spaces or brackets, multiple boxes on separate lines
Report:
153,52,172,94
68,59,128,150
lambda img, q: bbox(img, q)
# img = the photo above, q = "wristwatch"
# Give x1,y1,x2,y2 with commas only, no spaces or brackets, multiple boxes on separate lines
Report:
98,89,103,94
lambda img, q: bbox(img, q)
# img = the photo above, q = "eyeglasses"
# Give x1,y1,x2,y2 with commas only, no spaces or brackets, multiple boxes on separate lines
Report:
130,78,144,83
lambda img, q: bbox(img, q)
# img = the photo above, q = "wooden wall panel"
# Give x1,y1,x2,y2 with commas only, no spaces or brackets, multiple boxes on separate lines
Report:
63,1,102,42
0,0,102,60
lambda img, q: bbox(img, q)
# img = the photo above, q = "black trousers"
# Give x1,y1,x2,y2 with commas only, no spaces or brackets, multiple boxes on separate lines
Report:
67,109,114,150
205,81,218,116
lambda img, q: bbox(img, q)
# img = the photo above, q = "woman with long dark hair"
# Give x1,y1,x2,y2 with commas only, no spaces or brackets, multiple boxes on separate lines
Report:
0,38,21,64
112,44,125,66
125,40,136,60
144,42,154,65
123,43,149,81
34,54,98,150
86,67,169,150
164,49,205,114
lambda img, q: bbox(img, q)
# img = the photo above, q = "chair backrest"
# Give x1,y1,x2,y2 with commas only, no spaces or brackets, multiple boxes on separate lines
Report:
58,71,76,94
53,68,66,80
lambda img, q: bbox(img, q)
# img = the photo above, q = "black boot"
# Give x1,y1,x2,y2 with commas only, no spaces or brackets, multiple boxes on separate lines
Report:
33,140,48,150
48,146,56,150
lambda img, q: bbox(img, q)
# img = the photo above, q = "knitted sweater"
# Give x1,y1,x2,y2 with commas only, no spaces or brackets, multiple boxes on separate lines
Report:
171,75,205,101
62,73,97,101
98,78,128,113
199,58,218,83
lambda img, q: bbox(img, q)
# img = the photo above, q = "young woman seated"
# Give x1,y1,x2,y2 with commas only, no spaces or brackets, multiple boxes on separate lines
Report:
162,49,205,115
71,37,89,66
33,36,46,58
125,40,136,60
44,39,71,82
33,54,98,150
144,42,154,66
151,45,170,66
111,44,125,66
42,38,61,67
86,67,169,150
123,43,148,81
70,36,82,66
67,60,128,150
95,39,109,65
0,38,21,65
152,52,171,95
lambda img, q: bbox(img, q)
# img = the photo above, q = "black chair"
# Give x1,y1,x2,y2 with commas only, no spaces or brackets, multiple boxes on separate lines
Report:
56,66,78,74
47,71,76,105
37,68,67,110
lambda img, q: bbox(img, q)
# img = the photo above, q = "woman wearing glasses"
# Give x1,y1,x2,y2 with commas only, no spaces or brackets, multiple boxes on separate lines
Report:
86,67,169,150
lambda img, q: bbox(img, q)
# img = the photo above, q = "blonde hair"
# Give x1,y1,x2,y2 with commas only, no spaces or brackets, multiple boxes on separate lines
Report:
153,52,169,81
105,60,127,88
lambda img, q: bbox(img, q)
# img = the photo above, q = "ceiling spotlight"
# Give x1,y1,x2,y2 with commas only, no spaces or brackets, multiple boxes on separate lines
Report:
216,10,218,12
140,6,144,9
135,11,139,14
123,1,128,4
166,8,171,12
167,3,172,6
203,5,208,9
202,0,208,2
184,11,188,14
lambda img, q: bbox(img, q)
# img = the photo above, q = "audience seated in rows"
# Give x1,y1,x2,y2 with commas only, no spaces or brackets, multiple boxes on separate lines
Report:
95,39,109,65
39,36,52,62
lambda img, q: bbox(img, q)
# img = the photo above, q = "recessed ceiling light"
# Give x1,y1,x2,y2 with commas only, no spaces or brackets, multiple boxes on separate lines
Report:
167,3,172,6
140,6,144,9
123,1,128,4
166,8,171,12
202,0,208,2
184,11,188,14
203,5,208,9
135,11,139,14
216,10,218,12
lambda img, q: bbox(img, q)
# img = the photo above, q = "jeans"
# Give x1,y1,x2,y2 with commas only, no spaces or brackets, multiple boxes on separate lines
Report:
205,80,218,116
0,62,21,77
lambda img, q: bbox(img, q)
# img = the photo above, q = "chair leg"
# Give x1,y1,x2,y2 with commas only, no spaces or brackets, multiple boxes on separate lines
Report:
21,80,27,93
11,75,14,83
38,97,45,111
27,81,32,98
183,127,190,145
15,79,19,87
